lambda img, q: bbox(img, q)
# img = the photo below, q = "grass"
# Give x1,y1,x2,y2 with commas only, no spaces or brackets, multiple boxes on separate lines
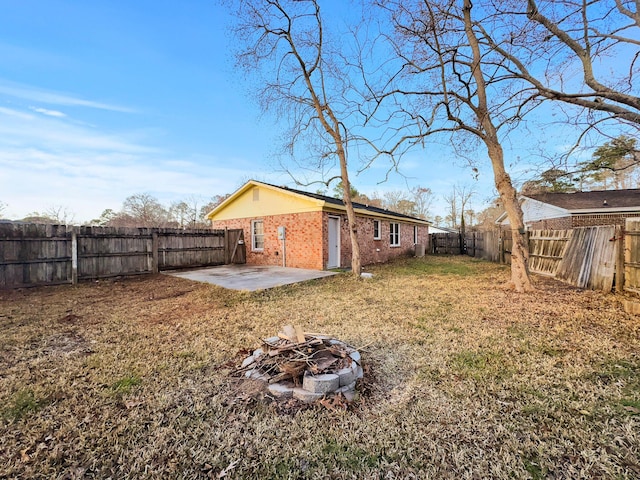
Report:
1,255,640,479
2,389,46,421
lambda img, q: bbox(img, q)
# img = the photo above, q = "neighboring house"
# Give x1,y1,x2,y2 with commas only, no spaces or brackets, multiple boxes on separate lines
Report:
207,180,430,270
496,189,640,230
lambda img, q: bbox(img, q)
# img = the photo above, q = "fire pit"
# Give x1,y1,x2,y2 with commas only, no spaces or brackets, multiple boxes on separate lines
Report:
234,325,363,403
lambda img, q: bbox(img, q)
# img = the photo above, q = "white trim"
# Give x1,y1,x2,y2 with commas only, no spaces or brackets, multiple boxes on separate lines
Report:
373,219,381,240
389,222,400,247
495,195,640,225
251,219,264,251
327,216,340,269
568,206,640,214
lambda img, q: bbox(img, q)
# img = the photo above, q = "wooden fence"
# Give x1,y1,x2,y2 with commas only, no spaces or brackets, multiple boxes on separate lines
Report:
554,226,617,291
431,233,462,254
465,230,501,262
624,218,640,295
0,223,245,288
433,226,625,292
528,229,572,277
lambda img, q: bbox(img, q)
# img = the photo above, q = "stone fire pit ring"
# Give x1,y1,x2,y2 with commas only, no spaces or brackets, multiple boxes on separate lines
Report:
236,328,363,404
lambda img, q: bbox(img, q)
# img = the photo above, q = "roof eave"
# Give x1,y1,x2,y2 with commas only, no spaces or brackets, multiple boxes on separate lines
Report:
322,203,430,224
568,206,640,214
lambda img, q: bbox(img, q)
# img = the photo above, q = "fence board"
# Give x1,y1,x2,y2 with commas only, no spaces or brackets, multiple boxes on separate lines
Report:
0,224,240,288
158,229,226,269
466,227,618,292
431,233,461,254
0,223,72,288
528,229,572,276
624,219,640,294
555,226,616,291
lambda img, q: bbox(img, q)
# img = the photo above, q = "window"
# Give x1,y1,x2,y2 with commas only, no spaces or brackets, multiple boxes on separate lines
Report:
251,220,264,251
373,219,381,240
390,222,400,246
413,225,418,244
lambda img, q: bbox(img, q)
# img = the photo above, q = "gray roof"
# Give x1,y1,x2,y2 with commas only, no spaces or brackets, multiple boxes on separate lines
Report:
261,181,431,223
526,189,640,210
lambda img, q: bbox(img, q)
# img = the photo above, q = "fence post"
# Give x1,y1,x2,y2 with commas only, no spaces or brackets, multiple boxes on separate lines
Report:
616,225,625,293
152,231,159,274
71,229,78,285
224,228,230,264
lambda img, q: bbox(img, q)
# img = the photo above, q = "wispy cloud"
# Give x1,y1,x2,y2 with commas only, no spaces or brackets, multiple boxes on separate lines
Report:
30,106,66,117
0,106,263,222
0,79,136,113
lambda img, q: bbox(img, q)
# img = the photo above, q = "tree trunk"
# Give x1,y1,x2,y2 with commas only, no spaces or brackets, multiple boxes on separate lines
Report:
336,144,362,276
463,0,533,292
488,142,533,292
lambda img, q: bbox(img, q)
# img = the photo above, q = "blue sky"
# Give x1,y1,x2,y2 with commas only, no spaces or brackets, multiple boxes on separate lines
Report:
0,0,594,223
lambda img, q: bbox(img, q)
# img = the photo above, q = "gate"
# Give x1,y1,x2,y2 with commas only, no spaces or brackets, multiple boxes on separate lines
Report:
430,233,462,254
226,229,246,264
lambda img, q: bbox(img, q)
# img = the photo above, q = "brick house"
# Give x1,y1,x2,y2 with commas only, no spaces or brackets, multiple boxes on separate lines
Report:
206,180,430,270
496,189,640,230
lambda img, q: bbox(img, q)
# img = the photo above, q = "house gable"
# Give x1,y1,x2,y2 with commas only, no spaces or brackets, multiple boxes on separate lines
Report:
499,197,571,226
208,181,324,221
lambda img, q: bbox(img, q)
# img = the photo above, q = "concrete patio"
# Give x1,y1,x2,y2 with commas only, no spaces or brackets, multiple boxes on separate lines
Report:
164,264,338,291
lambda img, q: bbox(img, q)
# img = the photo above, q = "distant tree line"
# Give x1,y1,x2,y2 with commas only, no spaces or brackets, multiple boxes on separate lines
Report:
328,181,435,221
522,135,640,194
4,193,231,228
90,193,231,228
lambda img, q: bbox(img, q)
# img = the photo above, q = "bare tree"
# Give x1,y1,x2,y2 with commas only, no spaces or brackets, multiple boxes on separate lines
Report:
168,201,193,229
200,193,231,226
476,200,503,230
229,0,364,275
43,205,76,225
20,206,76,225
455,184,474,239
411,186,434,220
383,190,411,214
492,1,640,128
442,185,473,231
378,0,534,290
0,201,6,218
443,190,458,229
121,193,168,227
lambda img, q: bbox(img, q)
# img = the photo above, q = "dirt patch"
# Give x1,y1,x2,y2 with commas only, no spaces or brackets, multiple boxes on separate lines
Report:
42,332,93,357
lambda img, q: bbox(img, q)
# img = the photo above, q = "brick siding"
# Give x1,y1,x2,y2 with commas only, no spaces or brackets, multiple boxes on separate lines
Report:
527,213,640,230
527,216,572,230
571,212,640,227
212,211,324,270
212,212,428,270
332,213,427,267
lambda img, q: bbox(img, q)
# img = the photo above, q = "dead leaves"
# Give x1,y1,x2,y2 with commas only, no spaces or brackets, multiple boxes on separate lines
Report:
217,459,239,478
202,459,239,479
318,393,350,412
124,399,143,410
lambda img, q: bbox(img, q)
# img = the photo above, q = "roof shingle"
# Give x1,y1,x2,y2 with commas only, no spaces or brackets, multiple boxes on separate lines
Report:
527,189,640,210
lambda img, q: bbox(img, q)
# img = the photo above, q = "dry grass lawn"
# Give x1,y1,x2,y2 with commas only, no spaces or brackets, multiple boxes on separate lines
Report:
1,255,639,479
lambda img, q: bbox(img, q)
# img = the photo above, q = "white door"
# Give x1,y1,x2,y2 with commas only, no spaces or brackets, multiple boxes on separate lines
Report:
327,217,340,269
